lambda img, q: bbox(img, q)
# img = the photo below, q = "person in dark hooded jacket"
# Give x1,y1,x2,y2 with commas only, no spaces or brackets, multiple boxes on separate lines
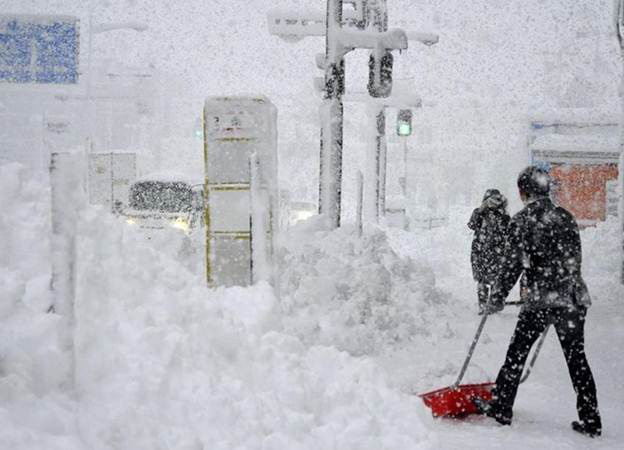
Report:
476,166,602,438
468,189,510,313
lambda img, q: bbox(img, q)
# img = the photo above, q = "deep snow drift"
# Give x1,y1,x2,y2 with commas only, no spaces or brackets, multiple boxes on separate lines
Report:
1,162,623,449
71,203,437,449
0,163,79,449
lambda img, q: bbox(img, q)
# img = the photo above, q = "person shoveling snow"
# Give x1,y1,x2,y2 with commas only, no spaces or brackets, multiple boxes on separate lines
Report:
422,166,602,438
478,166,602,437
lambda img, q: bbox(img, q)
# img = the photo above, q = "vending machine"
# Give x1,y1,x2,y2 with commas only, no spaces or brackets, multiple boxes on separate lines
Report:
203,96,278,286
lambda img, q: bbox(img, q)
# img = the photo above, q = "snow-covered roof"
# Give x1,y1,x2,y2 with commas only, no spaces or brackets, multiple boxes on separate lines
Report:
531,134,619,153
135,171,201,185
204,95,271,106
529,107,619,125
531,134,621,164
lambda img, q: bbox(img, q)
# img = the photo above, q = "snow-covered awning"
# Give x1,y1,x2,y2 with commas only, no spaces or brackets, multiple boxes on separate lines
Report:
531,134,620,164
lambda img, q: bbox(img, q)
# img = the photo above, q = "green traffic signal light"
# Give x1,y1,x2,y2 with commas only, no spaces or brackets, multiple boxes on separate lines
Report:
397,109,412,137
398,122,411,136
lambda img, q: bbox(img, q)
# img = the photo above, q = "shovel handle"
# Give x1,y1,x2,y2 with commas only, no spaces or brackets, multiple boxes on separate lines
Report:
452,313,489,389
519,326,549,384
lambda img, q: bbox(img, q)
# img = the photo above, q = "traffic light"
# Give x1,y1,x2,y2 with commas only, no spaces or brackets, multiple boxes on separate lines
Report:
367,50,393,98
397,109,412,137
325,60,345,98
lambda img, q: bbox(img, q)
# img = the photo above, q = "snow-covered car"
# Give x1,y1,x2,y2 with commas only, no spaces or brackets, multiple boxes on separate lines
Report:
123,173,204,234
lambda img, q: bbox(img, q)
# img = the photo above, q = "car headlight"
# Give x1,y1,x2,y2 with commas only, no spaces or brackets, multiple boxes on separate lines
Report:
170,217,190,232
290,209,315,225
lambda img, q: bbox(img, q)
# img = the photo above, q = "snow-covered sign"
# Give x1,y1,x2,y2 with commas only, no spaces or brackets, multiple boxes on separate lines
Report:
0,15,79,84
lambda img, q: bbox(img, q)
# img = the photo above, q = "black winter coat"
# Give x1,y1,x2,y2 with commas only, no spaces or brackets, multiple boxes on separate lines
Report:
490,197,591,310
468,207,510,284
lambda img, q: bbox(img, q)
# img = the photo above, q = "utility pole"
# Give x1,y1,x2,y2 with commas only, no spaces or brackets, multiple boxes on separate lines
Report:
319,0,346,228
365,0,389,220
268,1,433,229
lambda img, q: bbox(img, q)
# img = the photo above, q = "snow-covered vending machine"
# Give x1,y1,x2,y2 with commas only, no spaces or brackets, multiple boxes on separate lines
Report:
203,96,278,286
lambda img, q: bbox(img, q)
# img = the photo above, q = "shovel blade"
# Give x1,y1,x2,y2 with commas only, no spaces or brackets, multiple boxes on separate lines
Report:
419,382,495,417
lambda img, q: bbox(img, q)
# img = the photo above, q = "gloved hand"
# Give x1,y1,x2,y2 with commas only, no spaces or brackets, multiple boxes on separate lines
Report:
482,301,504,315
483,293,505,315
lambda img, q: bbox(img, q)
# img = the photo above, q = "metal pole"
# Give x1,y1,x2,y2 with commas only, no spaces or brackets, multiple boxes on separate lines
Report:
377,113,387,217
363,103,381,223
402,137,408,197
87,15,93,100
86,15,94,155
319,0,344,228
356,170,364,236
367,1,388,220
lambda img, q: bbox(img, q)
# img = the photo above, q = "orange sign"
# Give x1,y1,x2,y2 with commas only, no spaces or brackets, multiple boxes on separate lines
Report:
550,164,618,223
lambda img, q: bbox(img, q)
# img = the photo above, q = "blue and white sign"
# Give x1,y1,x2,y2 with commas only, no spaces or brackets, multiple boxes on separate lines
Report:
0,15,79,84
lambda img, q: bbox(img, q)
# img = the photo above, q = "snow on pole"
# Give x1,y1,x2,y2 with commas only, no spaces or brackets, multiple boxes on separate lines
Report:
356,169,364,236
319,98,344,229
364,103,381,223
364,0,388,32
378,114,388,217
366,0,388,222
50,151,87,387
318,0,345,229
269,0,410,230
250,152,270,283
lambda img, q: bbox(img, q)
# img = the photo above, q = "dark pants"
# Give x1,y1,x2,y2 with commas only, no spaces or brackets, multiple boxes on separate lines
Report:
490,306,601,429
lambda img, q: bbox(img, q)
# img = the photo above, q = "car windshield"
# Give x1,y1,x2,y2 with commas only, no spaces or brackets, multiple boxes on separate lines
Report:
129,181,193,213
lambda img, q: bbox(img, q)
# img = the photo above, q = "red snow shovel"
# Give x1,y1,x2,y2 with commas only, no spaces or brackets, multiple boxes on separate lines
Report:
419,314,493,417
419,313,548,418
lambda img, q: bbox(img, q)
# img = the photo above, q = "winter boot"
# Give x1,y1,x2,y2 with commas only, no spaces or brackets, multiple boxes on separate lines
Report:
571,421,601,438
472,396,489,414
472,397,512,426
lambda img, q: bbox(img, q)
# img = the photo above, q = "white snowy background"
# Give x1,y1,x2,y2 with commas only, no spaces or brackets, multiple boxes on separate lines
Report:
1,1,624,449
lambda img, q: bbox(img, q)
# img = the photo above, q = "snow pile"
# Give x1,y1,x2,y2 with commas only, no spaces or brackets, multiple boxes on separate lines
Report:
72,209,433,449
0,163,79,449
387,206,478,295
580,217,624,304
5,160,621,449
279,217,455,356
0,163,53,314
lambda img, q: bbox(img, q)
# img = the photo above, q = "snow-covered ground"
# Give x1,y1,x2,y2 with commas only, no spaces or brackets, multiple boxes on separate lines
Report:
1,162,623,449
385,211,624,449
